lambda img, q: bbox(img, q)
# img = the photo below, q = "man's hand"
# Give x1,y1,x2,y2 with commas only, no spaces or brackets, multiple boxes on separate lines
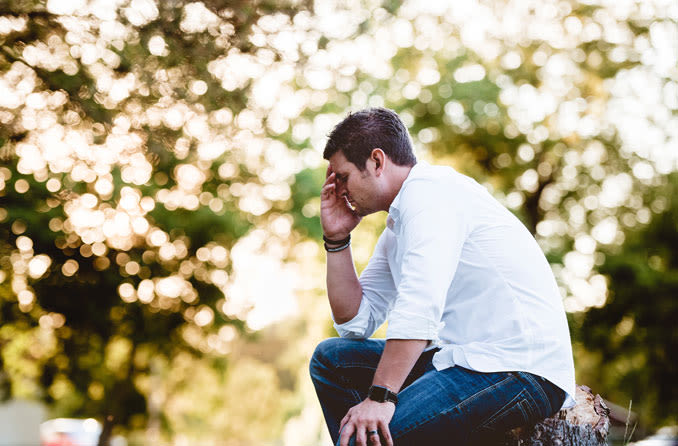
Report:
339,399,395,446
321,166,361,239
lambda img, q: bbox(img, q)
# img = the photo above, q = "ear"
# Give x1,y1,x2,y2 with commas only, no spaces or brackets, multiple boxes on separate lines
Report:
370,148,386,176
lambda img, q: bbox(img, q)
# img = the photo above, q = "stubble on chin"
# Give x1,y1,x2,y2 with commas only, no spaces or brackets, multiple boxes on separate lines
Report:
352,205,372,217
346,198,371,217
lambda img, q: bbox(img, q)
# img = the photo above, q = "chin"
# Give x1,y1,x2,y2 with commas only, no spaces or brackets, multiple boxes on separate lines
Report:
354,207,373,217
349,200,375,217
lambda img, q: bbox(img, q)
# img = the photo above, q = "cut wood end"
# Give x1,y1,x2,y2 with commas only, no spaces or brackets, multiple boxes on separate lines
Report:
561,385,610,437
506,384,611,445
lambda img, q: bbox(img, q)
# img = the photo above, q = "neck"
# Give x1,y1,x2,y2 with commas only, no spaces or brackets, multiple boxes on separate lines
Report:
381,162,414,211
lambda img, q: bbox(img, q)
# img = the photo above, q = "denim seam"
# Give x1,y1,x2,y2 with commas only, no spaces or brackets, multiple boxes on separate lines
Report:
396,374,516,438
339,364,379,370
520,372,552,415
473,391,528,433
456,374,516,412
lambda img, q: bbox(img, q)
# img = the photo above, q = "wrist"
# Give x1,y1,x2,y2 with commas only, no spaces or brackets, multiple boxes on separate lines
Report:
323,233,351,246
322,232,350,243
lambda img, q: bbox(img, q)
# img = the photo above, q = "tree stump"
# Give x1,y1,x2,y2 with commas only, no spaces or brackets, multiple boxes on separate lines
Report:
502,385,610,446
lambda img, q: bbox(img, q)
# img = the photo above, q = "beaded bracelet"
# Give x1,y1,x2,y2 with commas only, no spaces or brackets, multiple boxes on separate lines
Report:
324,240,351,252
323,234,351,246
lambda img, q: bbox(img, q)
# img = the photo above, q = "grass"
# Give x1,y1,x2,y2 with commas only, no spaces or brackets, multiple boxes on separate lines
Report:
623,400,638,446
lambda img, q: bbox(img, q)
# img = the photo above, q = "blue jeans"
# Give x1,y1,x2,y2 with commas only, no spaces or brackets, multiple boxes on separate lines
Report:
309,338,565,446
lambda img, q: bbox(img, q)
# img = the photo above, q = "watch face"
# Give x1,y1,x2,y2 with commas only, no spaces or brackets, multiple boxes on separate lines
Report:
369,386,388,402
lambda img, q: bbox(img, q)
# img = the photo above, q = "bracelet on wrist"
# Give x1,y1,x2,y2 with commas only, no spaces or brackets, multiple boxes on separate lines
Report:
323,234,351,246
324,240,351,252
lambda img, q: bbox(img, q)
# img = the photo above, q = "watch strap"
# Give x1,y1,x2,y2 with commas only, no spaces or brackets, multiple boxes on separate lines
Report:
368,385,398,405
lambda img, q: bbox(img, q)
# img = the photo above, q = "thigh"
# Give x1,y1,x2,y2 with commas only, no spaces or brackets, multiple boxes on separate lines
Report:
312,338,435,394
389,367,554,445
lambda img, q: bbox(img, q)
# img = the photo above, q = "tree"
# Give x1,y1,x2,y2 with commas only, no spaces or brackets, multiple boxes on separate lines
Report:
0,0,317,442
576,173,678,428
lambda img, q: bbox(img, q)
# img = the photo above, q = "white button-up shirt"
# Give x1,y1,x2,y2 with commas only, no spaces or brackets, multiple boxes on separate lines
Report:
333,161,576,408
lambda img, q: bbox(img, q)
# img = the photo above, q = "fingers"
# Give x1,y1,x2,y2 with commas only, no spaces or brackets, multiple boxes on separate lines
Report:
323,171,336,187
378,420,393,446
339,414,391,446
341,425,387,446
367,426,381,446
340,422,355,446
321,180,338,203
355,424,367,446
322,172,338,201
339,413,350,433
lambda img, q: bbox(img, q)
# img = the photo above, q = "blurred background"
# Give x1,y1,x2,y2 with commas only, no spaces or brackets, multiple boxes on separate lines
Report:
0,0,676,445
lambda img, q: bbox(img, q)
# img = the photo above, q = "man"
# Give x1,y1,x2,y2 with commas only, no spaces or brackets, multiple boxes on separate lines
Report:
309,107,575,446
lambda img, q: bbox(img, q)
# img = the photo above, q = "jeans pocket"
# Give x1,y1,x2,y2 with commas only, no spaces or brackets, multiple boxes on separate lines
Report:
475,390,535,433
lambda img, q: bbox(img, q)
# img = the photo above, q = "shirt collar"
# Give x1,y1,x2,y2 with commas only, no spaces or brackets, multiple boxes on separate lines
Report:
387,161,429,230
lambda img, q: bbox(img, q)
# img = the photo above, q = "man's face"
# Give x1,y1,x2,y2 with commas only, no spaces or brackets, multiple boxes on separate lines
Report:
328,151,379,217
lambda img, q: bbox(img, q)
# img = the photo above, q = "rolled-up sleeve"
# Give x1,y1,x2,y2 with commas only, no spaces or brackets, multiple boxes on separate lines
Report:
333,230,397,338
386,179,469,343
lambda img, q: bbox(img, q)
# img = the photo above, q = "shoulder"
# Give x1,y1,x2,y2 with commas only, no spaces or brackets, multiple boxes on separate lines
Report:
398,164,465,205
393,165,481,233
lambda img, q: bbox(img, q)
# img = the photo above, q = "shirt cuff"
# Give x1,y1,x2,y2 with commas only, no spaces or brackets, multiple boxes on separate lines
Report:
333,298,372,339
386,310,443,345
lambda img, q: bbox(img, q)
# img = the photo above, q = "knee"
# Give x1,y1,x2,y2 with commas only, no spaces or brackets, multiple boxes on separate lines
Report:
310,337,361,382
309,337,343,373
309,337,376,381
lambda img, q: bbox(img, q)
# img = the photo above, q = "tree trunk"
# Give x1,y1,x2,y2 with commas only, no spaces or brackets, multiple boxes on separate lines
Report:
97,415,114,446
502,385,610,446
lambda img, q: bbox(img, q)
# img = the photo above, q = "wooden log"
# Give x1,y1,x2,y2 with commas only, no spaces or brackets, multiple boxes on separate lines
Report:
502,385,611,446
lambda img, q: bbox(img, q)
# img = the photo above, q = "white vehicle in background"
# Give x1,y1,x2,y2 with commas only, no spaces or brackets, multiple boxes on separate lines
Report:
631,427,678,446
40,418,101,446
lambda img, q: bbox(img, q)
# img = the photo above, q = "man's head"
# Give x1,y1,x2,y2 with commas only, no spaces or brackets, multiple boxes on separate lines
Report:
323,108,416,216
323,107,416,171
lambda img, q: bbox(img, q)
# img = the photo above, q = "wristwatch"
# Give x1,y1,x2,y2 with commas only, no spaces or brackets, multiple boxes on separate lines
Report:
368,385,398,405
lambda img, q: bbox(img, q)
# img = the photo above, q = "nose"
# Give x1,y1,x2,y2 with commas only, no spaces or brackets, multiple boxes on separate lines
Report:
336,178,348,197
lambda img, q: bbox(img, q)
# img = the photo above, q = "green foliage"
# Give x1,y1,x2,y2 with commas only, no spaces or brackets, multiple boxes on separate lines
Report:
577,174,678,428
0,0,316,441
291,167,324,239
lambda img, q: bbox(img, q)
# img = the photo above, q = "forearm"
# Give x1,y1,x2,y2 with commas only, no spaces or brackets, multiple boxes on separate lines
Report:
326,246,363,324
372,339,429,392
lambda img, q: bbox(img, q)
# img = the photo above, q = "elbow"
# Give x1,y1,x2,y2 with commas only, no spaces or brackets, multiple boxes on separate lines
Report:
333,312,355,325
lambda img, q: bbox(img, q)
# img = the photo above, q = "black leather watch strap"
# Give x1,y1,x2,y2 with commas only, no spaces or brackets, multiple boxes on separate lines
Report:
368,385,398,405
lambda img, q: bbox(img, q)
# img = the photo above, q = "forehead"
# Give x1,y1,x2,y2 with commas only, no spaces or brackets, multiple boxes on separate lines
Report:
328,151,355,173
